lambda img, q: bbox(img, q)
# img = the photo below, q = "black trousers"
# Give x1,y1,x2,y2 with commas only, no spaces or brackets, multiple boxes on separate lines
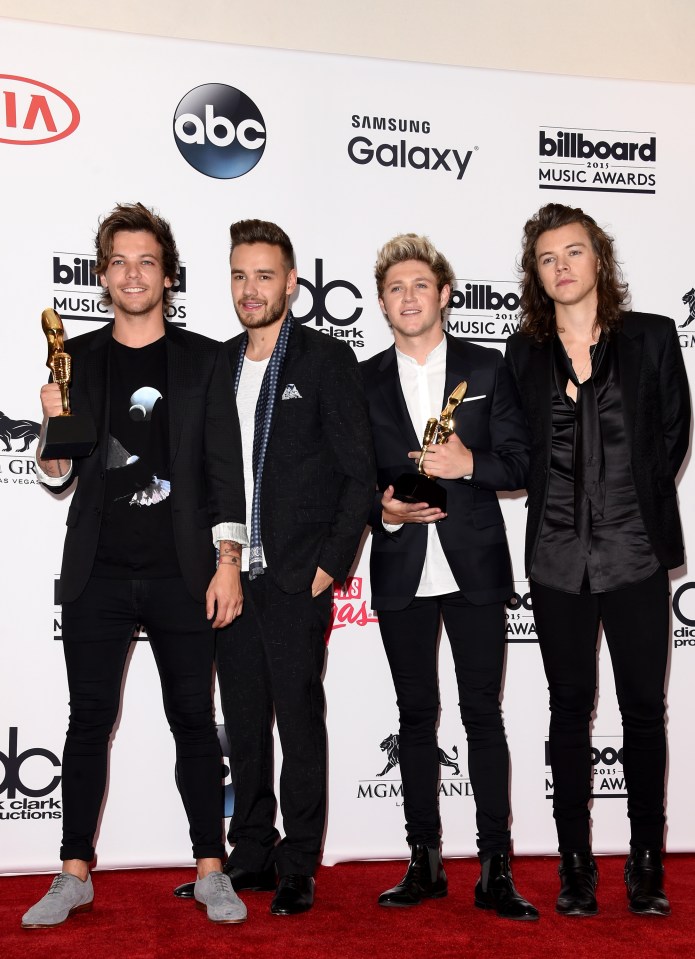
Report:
60,577,224,862
531,567,669,853
378,593,511,858
216,573,331,877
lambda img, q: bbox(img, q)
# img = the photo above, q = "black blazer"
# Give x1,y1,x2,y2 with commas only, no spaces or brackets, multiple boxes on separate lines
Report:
225,322,375,593
45,322,245,604
361,333,530,611
505,311,691,574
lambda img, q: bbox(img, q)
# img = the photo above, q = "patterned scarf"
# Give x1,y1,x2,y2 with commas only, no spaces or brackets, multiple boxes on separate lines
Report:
233,312,294,578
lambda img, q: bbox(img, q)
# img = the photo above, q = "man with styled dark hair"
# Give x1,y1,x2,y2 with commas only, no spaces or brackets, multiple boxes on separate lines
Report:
22,202,248,928
506,202,690,917
362,233,537,920
174,218,374,915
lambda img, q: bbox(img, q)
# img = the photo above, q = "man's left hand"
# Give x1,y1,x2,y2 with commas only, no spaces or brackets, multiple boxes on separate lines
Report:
408,431,473,480
206,564,243,628
311,566,334,598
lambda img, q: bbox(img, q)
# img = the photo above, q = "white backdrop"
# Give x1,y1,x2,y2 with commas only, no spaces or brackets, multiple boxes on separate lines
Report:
1,18,694,874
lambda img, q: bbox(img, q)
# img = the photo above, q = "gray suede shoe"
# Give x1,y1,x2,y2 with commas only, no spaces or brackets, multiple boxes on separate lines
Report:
194,871,247,923
21,873,94,928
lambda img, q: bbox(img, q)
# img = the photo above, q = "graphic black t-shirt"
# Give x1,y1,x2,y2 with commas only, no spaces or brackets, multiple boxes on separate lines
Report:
93,337,180,578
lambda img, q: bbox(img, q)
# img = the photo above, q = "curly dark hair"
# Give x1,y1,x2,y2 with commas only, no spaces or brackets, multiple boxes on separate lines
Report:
518,203,629,342
94,202,180,310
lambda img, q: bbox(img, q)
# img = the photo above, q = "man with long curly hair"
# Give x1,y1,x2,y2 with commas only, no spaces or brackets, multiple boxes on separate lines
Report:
506,203,690,918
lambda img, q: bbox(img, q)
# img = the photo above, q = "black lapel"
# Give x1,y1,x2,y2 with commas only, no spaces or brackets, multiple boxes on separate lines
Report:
616,320,644,459
442,333,472,412
527,338,554,455
165,323,191,466
86,323,113,466
376,345,421,450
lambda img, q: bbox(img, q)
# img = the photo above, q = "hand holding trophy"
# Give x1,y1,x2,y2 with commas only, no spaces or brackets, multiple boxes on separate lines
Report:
39,308,96,459
392,381,467,512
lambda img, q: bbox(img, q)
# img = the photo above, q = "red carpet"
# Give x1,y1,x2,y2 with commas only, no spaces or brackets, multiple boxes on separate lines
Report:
2,856,694,959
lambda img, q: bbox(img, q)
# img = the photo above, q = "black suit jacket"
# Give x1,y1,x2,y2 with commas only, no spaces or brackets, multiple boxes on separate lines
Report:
361,333,530,611
225,322,375,593
45,322,245,604
505,311,691,574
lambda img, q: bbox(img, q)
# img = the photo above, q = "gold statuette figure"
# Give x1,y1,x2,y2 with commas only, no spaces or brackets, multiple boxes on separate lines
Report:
393,381,468,511
39,308,96,459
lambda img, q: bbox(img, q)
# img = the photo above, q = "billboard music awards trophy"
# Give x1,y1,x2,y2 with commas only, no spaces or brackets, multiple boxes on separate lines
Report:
392,381,467,512
39,307,96,459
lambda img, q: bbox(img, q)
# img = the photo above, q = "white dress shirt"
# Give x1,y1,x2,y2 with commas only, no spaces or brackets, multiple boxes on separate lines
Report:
385,337,460,597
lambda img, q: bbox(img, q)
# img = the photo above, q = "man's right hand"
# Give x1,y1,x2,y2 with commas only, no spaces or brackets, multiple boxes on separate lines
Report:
40,382,64,419
381,485,447,525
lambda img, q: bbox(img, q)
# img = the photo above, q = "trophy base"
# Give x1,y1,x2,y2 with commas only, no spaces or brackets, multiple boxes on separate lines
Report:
40,413,96,460
392,472,447,511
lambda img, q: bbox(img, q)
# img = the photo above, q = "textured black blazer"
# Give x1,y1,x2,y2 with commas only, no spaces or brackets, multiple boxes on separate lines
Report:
505,311,691,574
361,333,530,611
225,322,375,593
44,321,245,604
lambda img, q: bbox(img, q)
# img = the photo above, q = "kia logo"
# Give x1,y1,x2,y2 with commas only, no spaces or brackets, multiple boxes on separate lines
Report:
0,75,80,145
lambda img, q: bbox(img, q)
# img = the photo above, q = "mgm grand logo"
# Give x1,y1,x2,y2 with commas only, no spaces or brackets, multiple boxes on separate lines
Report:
357,733,471,800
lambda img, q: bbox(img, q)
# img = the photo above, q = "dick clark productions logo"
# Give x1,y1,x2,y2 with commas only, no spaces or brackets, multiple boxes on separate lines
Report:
173,83,266,179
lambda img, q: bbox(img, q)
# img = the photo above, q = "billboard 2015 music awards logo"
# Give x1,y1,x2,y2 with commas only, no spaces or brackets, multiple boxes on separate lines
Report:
446,279,520,346
538,126,656,195
51,253,188,326
357,732,471,801
0,728,62,821
506,582,537,642
348,113,476,182
173,83,266,179
545,736,626,800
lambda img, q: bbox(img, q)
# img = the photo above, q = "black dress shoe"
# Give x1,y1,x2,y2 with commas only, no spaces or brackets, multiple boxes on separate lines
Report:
270,875,315,915
173,863,276,899
556,851,598,916
474,853,539,921
378,844,447,907
625,849,670,917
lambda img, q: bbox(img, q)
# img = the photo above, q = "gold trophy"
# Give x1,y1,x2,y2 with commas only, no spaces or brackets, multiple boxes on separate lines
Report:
39,308,96,459
392,381,468,512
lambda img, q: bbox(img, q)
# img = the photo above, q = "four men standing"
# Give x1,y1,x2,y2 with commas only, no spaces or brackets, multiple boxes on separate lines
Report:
24,203,688,926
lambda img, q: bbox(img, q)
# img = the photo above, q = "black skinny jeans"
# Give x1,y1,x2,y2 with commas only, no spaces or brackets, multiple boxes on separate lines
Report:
60,577,224,862
378,593,512,858
531,567,669,853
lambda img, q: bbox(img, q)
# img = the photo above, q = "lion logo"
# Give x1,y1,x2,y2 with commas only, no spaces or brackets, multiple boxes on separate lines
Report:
376,733,460,777
0,411,41,452
680,288,695,328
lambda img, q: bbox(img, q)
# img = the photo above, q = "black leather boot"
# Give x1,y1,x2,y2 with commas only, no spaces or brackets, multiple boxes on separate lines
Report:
378,844,447,907
474,853,539,920
625,849,670,917
556,851,598,916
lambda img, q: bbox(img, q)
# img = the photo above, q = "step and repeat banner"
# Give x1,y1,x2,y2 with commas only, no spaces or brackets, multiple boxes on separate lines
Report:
1,18,694,873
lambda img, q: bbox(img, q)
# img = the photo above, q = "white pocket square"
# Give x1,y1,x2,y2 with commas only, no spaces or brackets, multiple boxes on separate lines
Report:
462,394,486,402
281,384,302,400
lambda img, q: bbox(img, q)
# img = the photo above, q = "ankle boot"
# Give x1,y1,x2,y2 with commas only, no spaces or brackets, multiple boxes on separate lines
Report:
556,851,598,916
378,844,447,907
625,849,670,916
474,852,539,920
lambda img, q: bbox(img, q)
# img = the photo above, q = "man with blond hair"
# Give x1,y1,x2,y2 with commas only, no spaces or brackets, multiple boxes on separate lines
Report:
361,233,537,920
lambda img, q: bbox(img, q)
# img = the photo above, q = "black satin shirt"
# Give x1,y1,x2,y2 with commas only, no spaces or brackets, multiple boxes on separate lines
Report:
531,338,658,594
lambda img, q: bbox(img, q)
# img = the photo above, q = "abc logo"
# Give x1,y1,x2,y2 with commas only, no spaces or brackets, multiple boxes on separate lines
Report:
173,83,266,179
